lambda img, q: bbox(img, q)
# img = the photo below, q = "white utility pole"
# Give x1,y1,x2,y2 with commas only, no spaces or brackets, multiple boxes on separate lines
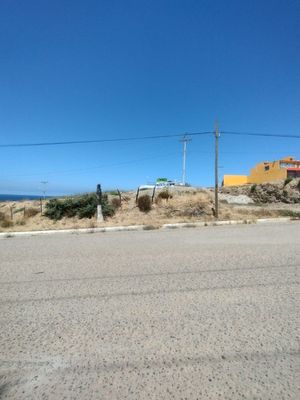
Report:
180,134,192,185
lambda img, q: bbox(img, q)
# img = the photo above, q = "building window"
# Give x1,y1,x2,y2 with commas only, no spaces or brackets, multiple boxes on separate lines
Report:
264,165,270,171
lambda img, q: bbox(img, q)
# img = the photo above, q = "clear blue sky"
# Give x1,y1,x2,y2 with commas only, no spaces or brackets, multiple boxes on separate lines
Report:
0,0,299,195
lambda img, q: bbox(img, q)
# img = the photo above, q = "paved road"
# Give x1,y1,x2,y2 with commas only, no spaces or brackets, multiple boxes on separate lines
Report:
0,222,299,399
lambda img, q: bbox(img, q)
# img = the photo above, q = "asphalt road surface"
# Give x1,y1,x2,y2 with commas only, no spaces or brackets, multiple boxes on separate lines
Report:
0,222,299,399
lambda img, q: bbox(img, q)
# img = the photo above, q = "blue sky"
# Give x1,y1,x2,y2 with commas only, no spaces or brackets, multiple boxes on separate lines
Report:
0,0,299,195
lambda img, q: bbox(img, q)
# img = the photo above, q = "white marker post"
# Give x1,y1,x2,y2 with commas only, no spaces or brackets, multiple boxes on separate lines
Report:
96,184,104,222
97,204,104,222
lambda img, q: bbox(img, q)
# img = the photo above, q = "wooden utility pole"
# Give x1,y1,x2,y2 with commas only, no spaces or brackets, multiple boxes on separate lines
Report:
214,122,220,219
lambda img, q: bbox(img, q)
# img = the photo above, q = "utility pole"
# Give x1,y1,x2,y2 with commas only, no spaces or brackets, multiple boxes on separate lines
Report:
40,181,48,200
214,122,220,218
180,134,192,185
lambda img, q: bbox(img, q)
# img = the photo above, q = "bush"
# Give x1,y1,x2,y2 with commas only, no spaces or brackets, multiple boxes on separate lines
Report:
1,219,13,228
101,203,115,218
157,190,172,201
111,197,121,209
25,207,39,218
278,210,300,218
0,211,6,221
137,195,152,212
284,177,293,186
44,194,115,220
16,219,26,226
250,184,257,193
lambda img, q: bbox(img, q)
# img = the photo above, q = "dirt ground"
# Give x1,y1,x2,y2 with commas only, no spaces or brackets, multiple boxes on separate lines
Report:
0,187,299,233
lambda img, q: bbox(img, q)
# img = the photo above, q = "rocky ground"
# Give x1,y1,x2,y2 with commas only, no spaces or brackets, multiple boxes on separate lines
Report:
221,177,300,204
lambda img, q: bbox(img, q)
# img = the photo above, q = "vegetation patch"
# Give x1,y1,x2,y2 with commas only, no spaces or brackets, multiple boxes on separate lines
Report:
25,207,39,218
1,219,13,228
111,197,121,209
284,177,293,186
157,190,173,201
143,225,159,230
13,207,25,214
44,194,115,220
137,195,152,212
278,209,300,219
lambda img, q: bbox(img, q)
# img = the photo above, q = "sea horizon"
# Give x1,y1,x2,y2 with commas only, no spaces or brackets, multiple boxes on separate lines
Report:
0,194,51,201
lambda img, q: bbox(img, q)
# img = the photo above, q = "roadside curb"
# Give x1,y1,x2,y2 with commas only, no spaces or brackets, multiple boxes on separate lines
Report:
0,217,295,238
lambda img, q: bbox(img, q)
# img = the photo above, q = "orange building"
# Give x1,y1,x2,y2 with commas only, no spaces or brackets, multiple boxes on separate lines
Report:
223,156,300,186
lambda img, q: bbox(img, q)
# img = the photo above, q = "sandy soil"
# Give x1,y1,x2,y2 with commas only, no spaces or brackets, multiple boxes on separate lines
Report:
0,188,299,233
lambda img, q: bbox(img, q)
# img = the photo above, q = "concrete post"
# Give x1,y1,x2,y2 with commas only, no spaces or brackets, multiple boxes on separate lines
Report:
97,205,104,222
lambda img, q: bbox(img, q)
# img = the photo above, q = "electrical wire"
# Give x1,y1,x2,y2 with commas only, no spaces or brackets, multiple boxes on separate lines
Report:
0,132,212,148
221,131,300,139
1,130,299,148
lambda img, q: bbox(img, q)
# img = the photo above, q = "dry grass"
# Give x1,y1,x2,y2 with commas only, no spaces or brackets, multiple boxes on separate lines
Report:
0,189,299,232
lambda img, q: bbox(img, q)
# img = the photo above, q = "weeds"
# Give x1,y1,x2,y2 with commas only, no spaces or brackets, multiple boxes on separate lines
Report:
111,198,121,209
137,195,152,212
1,219,13,228
25,207,39,218
143,225,159,230
278,210,300,219
157,190,172,201
16,219,26,226
13,207,25,214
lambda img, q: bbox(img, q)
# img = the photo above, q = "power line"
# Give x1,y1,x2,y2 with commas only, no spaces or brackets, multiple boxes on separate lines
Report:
1,130,300,148
221,131,300,138
0,132,212,148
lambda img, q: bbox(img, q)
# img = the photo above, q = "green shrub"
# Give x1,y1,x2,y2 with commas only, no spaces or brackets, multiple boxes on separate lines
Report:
77,203,97,219
44,194,115,220
278,210,300,218
137,195,152,212
250,184,257,193
101,203,116,218
284,177,293,186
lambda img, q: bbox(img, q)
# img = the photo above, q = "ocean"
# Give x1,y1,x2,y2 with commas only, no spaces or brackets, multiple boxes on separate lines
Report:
0,194,47,202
